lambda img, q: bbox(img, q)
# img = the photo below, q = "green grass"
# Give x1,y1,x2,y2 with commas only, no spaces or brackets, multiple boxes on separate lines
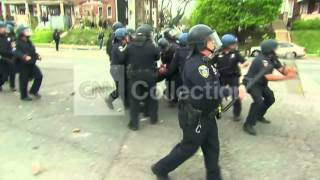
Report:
61,28,111,45
291,30,320,54
31,30,53,43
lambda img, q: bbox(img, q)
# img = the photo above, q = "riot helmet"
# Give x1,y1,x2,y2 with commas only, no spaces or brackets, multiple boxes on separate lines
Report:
221,34,238,48
112,22,123,31
177,33,189,46
188,24,222,53
261,39,278,55
157,38,169,51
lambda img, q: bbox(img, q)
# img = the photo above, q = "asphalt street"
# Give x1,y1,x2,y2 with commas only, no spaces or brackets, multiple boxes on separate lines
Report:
0,48,319,180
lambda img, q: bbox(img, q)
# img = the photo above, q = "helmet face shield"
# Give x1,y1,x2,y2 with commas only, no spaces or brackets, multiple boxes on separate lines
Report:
6,26,11,33
207,32,222,49
22,28,32,37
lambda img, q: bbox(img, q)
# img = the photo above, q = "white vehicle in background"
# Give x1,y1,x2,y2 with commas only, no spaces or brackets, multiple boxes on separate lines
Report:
250,42,306,59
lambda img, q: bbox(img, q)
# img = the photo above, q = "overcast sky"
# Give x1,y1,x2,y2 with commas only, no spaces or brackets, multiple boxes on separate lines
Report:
164,0,196,17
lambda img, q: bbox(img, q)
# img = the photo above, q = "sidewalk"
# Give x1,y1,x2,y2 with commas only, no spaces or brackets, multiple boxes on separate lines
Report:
35,43,102,51
272,20,291,42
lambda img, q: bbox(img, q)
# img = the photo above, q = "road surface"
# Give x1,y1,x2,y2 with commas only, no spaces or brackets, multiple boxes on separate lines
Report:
0,48,319,180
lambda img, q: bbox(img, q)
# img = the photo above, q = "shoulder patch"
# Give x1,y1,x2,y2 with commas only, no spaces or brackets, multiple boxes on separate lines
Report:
198,65,209,78
262,60,269,67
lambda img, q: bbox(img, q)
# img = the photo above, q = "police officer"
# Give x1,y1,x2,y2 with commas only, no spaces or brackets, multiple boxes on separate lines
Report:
151,24,223,180
106,22,123,57
243,39,296,135
105,28,129,109
213,34,249,121
6,22,17,91
0,21,15,91
168,33,190,76
163,28,178,48
15,25,43,101
120,24,160,130
157,37,178,104
164,33,190,99
53,29,60,51
127,28,136,41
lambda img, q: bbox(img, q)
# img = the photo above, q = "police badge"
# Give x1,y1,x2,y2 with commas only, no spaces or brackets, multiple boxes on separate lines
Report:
198,65,209,78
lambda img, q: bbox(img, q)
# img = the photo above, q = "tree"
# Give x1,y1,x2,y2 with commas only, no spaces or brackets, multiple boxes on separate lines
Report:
192,0,282,35
159,0,193,29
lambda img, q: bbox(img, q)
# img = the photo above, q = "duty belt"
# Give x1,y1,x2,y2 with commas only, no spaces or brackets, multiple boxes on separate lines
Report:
179,99,218,134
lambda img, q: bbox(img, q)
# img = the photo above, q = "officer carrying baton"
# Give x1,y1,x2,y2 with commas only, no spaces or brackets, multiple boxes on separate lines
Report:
222,64,275,112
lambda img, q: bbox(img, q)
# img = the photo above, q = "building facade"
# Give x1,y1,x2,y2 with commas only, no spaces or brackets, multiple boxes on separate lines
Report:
74,0,117,25
298,0,320,19
128,0,158,30
1,0,74,29
282,0,320,22
1,0,158,30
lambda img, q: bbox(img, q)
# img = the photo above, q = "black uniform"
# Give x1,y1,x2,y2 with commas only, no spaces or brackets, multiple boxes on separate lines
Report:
108,41,127,107
106,33,115,57
166,46,190,98
161,44,178,102
243,54,282,126
152,54,222,180
121,39,160,128
53,31,60,51
0,34,15,89
15,39,43,99
98,32,105,50
213,49,245,117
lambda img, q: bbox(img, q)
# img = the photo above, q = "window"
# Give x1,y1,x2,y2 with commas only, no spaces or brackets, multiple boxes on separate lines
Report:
107,6,112,18
98,7,102,17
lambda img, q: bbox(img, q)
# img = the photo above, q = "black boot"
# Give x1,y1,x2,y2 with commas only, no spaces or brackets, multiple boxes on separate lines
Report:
151,165,170,180
128,123,139,131
233,115,242,122
30,93,42,100
258,117,271,124
21,96,33,101
105,96,115,110
243,124,257,135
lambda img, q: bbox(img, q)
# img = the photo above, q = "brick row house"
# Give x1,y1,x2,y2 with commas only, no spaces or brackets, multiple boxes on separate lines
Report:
75,0,158,29
74,0,117,27
0,0,158,29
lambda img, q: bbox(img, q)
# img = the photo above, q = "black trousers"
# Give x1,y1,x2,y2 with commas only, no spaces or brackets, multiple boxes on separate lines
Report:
153,102,222,180
245,85,275,126
55,40,60,51
109,65,128,107
19,65,43,99
0,61,16,88
165,75,182,103
127,71,158,127
221,76,241,117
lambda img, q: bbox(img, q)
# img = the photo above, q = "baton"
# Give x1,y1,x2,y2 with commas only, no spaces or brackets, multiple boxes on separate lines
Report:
222,64,275,112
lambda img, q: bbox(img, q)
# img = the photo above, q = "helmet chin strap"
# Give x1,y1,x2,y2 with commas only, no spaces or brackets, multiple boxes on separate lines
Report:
201,47,215,61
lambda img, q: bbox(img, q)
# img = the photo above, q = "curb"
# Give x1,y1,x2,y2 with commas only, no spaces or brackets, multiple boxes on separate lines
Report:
35,43,103,51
